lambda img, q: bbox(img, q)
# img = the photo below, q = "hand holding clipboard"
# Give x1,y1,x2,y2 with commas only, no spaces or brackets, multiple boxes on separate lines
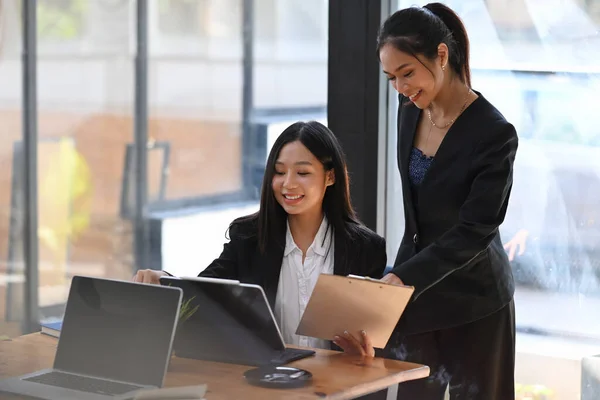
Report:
295,274,414,350
332,274,410,356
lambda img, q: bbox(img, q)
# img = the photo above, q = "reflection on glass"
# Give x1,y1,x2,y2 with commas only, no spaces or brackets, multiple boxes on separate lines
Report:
35,0,135,322
150,0,328,202
150,0,244,201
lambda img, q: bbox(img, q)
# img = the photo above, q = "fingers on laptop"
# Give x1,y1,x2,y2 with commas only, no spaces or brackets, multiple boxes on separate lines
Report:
132,269,165,285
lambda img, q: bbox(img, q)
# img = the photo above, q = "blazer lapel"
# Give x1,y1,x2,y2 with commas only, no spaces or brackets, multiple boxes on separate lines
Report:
397,101,420,229
417,95,483,193
397,103,420,185
259,241,285,310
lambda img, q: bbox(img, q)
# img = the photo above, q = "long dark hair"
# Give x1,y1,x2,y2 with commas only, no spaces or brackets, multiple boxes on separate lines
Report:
377,2,471,87
232,121,366,255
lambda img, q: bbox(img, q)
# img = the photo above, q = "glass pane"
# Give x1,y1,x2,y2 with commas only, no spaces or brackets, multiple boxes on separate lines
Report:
150,0,244,202
254,0,328,111
150,0,328,275
0,0,24,338
36,0,135,323
387,0,600,397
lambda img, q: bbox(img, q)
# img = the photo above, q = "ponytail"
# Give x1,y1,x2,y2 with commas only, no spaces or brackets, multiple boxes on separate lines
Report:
423,3,471,86
377,2,472,87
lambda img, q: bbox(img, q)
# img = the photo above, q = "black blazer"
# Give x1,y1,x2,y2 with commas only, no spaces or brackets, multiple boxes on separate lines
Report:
199,217,387,310
392,91,518,335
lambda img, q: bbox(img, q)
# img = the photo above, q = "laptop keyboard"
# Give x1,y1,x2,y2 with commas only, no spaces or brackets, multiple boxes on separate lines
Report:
24,371,143,396
270,347,315,366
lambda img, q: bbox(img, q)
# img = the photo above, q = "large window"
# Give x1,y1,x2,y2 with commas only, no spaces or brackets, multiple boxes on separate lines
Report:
147,0,328,275
385,0,600,397
0,0,329,334
34,0,136,321
148,0,327,204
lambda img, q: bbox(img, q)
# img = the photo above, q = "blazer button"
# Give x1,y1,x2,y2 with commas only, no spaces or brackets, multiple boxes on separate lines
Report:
413,234,418,244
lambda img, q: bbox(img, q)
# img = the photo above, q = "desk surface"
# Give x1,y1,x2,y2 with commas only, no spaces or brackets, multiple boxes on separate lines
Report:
0,334,429,400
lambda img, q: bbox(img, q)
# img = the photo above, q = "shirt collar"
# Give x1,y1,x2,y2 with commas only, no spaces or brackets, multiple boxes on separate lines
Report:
284,215,331,257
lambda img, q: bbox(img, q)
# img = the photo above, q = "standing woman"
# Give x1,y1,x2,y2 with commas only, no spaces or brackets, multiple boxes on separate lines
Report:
353,3,517,399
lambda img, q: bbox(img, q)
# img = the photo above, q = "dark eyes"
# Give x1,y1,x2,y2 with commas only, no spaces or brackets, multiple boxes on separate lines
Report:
387,71,413,81
274,171,310,176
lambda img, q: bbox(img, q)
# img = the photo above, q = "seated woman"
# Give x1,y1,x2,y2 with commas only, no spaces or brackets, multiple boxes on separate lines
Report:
134,121,386,353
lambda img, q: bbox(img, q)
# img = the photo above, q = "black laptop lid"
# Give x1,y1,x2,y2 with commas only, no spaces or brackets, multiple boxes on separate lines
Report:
160,277,285,365
54,276,182,387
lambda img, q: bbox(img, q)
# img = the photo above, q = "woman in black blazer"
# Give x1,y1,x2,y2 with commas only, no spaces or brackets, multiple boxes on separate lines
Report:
196,210,385,317
134,121,386,353
342,3,518,400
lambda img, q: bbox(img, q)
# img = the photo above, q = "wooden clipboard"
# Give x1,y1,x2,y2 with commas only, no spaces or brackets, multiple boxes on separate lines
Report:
295,274,414,349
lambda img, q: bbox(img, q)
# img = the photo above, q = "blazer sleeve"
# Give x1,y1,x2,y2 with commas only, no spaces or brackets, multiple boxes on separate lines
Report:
198,226,241,280
366,235,388,279
391,122,518,299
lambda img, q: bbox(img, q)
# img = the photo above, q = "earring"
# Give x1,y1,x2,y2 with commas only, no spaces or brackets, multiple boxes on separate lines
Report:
442,64,446,71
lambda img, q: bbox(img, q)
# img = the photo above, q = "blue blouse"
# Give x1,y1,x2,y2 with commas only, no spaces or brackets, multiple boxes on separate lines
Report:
408,147,434,187
408,147,433,230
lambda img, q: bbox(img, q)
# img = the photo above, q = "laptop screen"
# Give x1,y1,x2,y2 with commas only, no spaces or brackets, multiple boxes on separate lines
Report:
161,277,285,365
54,276,182,387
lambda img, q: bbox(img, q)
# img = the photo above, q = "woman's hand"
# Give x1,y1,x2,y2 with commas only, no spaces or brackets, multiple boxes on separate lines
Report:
503,229,529,261
132,269,168,285
381,273,404,286
333,330,375,357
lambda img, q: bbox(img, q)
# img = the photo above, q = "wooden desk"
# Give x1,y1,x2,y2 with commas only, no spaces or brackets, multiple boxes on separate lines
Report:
0,334,429,400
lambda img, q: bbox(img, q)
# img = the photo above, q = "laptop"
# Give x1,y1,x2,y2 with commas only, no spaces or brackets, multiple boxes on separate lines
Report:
0,276,183,400
160,276,315,367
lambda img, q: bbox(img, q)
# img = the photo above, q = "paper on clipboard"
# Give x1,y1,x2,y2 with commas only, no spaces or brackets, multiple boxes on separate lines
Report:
295,274,414,349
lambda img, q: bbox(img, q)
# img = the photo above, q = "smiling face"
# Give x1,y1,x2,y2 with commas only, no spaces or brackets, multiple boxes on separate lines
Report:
271,140,335,217
379,42,448,109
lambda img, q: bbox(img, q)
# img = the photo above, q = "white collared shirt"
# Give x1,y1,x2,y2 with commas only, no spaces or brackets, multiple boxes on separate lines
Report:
274,216,334,349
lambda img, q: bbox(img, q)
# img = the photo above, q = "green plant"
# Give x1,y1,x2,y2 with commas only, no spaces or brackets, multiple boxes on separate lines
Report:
515,383,555,399
178,296,199,328
37,0,87,40
166,283,199,331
